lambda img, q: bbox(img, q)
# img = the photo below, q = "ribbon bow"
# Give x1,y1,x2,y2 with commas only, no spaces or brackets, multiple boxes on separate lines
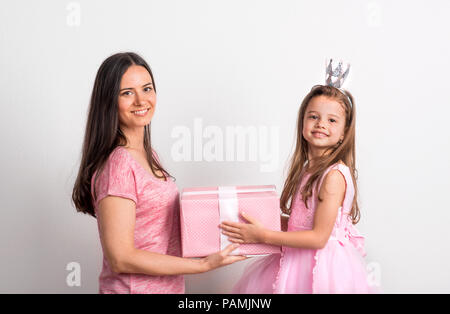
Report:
333,224,366,257
345,224,366,257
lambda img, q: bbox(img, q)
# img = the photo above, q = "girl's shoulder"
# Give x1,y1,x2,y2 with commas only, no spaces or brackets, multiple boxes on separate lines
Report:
319,161,351,190
333,160,351,174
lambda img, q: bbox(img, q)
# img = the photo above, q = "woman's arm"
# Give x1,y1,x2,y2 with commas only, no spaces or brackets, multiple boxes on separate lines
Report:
97,196,245,276
221,169,346,250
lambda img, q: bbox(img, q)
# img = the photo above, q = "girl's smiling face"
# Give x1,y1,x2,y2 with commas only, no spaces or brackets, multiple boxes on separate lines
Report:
118,65,156,130
302,95,346,157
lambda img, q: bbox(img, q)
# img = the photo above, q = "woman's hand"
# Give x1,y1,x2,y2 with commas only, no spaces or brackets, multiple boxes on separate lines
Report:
201,244,247,272
220,212,267,244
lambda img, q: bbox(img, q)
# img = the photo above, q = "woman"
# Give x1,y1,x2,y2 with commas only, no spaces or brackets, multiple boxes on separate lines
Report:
72,52,245,294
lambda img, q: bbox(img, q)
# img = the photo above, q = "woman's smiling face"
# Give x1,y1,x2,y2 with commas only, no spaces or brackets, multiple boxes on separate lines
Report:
302,95,346,156
118,65,156,130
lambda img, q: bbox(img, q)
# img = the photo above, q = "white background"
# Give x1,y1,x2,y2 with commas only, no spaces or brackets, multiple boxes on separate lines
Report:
1,0,449,293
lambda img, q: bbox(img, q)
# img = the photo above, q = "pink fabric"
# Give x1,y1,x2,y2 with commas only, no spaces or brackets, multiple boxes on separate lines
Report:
233,163,379,294
91,146,184,294
180,185,281,257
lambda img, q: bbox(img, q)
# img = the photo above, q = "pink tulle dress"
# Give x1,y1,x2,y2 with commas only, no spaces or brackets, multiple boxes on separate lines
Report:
232,162,377,294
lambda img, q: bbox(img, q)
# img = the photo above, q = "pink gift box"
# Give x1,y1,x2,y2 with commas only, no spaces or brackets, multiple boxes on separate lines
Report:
180,185,282,257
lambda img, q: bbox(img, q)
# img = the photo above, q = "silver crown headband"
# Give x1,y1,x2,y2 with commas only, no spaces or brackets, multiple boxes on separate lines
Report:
324,58,353,108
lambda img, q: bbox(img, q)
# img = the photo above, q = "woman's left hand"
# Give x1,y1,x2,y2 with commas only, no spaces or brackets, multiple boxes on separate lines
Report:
220,212,266,244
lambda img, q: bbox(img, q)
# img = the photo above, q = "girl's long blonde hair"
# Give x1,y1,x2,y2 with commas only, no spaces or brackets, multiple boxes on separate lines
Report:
280,85,360,224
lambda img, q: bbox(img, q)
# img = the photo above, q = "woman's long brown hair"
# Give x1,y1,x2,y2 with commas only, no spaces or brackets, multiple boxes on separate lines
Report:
72,52,173,218
280,85,360,224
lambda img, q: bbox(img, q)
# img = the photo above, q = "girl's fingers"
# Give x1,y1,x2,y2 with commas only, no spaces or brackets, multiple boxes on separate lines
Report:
220,224,241,234
229,238,244,244
221,230,243,239
240,212,258,225
221,221,242,228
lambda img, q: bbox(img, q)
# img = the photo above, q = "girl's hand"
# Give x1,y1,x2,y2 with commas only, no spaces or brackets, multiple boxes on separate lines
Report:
201,244,247,272
220,212,266,244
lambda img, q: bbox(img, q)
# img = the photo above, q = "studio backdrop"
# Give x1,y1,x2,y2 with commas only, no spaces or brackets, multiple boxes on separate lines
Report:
1,0,449,293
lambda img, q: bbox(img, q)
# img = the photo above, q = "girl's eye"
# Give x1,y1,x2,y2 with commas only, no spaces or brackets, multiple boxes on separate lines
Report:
329,119,336,123
309,115,318,119
122,91,133,96
144,87,153,92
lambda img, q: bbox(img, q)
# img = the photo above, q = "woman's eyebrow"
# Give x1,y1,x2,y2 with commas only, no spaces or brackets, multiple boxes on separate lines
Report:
120,82,153,92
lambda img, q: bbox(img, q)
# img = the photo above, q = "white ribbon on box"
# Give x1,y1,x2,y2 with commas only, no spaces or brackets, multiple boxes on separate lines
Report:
183,186,276,254
218,186,239,251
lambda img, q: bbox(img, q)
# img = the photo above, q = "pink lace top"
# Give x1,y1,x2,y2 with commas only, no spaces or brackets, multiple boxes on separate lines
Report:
91,146,184,294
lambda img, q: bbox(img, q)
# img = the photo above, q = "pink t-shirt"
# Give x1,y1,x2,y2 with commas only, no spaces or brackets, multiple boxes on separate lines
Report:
91,146,185,294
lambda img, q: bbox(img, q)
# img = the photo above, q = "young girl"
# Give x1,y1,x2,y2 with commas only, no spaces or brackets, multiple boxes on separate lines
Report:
221,76,377,293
